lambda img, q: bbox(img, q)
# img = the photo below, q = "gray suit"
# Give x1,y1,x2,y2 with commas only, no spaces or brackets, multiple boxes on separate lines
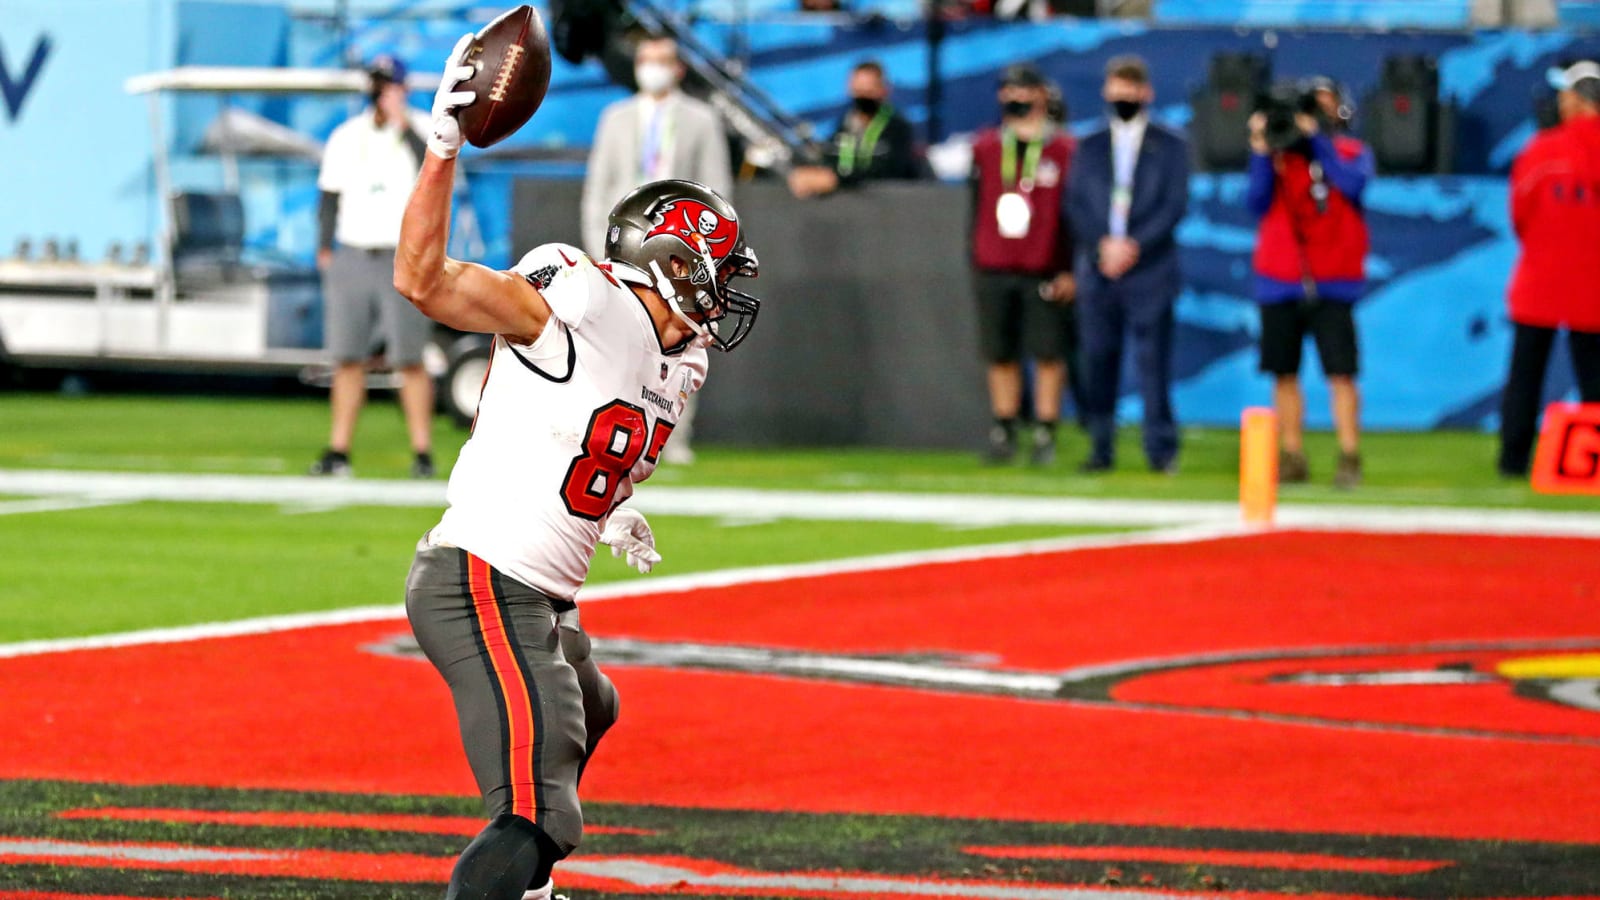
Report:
581,91,733,256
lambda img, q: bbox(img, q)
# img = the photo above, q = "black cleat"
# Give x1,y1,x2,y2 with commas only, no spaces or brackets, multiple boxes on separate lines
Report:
1029,426,1058,467
309,449,352,478
1278,450,1310,484
984,425,1017,466
1334,451,1362,490
411,452,436,480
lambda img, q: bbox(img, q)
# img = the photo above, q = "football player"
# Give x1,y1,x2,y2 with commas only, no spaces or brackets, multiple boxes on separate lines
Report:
394,34,762,900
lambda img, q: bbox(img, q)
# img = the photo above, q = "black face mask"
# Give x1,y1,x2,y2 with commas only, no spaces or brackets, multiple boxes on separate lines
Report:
851,96,882,116
1001,99,1034,119
1110,99,1144,121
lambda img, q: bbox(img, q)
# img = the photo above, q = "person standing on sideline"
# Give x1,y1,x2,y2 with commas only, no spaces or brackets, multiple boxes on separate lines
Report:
1066,55,1189,474
1246,78,1373,489
311,54,438,479
969,64,1077,465
787,59,924,199
1499,60,1600,478
581,35,732,464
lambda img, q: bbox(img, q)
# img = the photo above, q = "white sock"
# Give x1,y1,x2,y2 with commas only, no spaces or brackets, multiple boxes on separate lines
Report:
521,879,553,900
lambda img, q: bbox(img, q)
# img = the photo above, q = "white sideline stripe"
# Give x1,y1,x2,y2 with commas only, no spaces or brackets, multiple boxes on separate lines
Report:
0,497,127,517
562,857,1193,900
0,525,1244,660
0,469,446,509
0,606,406,660
578,523,1244,600
0,467,1598,534
0,837,277,863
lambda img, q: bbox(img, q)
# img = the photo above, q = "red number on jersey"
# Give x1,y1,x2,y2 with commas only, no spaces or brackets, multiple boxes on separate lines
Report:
560,401,650,520
644,419,676,464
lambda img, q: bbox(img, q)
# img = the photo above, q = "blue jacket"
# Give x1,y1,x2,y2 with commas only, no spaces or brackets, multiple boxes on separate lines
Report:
1245,132,1374,304
1066,120,1191,302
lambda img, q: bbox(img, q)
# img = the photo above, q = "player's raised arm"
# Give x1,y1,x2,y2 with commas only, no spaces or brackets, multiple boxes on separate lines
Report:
394,34,551,344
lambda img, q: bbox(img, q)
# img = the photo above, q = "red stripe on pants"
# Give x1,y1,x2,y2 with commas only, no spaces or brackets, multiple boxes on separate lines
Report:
466,553,537,821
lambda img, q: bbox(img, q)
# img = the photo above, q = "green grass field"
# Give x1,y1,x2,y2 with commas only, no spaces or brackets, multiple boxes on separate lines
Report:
3,392,1593,508
0,500,1097,642
4,391,1599,900
1,390,1594,644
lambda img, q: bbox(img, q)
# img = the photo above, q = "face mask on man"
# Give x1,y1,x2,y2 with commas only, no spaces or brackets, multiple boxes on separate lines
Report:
635,62,676,96
1110,99,1145,121
851,96,882,116
1001,99,1034,119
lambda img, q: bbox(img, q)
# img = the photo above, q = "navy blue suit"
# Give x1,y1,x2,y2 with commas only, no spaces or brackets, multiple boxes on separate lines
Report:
1066,120,1190,469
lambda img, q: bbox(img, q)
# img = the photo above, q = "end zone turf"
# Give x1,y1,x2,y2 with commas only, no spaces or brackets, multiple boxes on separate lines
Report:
1,530,1599,899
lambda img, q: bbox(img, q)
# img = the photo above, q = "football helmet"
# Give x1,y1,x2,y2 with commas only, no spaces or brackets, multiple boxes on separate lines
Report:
604,179,761,351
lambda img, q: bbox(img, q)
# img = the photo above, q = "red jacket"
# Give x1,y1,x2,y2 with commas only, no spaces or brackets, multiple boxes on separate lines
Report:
1249,134,1371,300
1508,115,1600,332
970,127,1074,276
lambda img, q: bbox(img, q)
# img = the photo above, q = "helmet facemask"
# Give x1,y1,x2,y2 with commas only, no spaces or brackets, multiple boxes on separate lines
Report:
606,181,762,352
661,240,759,353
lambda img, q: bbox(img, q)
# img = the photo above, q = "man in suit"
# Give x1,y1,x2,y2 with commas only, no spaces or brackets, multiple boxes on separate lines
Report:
581,34,733,463
1066,55,1190,473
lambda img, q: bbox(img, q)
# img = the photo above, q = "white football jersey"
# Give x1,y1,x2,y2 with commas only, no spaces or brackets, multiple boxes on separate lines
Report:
431,243,708,601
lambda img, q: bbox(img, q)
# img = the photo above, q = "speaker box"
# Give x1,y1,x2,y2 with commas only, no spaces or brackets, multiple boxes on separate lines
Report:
1189,52,1270,171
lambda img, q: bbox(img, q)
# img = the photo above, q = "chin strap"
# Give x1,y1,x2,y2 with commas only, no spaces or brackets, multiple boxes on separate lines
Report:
648,260,710,339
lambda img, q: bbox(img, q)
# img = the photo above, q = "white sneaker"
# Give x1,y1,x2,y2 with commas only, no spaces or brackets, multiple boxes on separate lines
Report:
522,879,554,900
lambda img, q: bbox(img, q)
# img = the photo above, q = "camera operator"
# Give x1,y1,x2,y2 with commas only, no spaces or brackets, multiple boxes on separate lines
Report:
1246,77,1374,489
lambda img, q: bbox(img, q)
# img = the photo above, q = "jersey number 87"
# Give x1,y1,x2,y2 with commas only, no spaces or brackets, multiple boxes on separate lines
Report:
560,400,676,520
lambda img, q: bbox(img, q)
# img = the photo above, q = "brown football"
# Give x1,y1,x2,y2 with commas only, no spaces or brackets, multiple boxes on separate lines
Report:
456,5,552,149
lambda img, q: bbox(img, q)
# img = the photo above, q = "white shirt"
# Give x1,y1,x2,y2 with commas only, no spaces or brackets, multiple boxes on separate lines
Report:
1108,114,1147,239
431,243,709,601
317,109,430,249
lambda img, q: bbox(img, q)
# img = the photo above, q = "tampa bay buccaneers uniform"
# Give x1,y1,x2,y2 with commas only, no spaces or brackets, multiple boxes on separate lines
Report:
403,179,761,887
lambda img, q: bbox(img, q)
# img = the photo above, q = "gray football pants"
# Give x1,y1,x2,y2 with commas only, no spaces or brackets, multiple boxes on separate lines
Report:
405,540,620,854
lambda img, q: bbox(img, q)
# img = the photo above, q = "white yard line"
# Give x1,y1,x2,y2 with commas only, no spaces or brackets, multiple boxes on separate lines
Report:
0,524,1245,660
0,497,128,517
1,467,1597,534
0,605,407,660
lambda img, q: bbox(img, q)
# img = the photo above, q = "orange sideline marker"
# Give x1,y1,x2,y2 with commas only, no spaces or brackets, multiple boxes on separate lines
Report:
1531,402,1600,495
1240,407,1278,526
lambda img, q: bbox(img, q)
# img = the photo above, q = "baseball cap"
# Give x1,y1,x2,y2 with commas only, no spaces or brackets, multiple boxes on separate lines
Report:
366,54,409,85
1546,60,1600,92
999,63,1048,90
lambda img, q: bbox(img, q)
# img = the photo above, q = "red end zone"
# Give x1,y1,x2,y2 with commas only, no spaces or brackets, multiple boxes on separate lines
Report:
2,531,1599,845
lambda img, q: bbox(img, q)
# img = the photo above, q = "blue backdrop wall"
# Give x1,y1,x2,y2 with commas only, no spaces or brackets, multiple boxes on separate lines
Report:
2,0,1594,429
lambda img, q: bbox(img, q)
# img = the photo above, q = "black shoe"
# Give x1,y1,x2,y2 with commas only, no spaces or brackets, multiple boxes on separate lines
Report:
1029,426,1057,467
984,425,1017,466
1278,450,1310,484
1150,459,1179,476
309,449,351,477
411,452,436,480
1334,451,1362,490
1077,458,1112,474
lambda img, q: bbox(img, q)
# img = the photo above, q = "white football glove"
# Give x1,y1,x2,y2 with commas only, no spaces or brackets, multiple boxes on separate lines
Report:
600,507,661,575
427,33,478,159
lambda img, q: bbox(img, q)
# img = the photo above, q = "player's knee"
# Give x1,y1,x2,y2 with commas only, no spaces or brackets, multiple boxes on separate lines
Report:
593,674,620,732
445,813,564,900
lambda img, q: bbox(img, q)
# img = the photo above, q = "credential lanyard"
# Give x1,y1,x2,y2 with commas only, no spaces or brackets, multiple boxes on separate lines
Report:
837,106,893,177
1001,129,1044,192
